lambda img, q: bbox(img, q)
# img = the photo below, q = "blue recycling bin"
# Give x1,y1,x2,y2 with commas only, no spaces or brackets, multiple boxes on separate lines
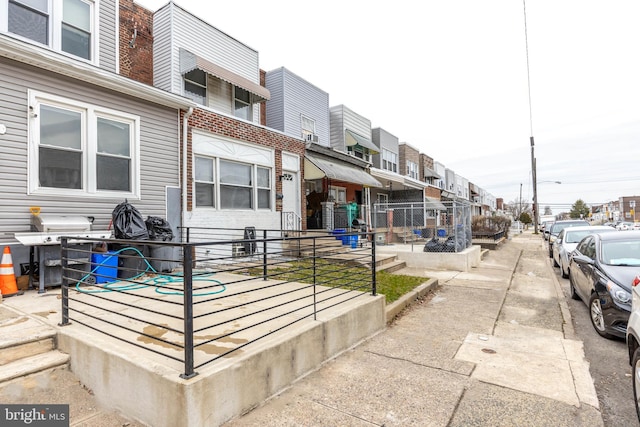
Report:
91,251,118,284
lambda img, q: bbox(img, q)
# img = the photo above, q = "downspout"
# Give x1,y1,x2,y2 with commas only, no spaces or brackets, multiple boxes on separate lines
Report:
182,107,194,231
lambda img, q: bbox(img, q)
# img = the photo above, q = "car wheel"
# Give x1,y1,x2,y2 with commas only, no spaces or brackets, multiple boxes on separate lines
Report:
589,293,614,339
553,256,559,267
633,347,640,423
561,263,569,279
549,247,553,258
568,274,580,300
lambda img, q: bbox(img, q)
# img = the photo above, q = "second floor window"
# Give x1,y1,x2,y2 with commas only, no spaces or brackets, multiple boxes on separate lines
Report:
6,0,95,61
301,115,315,140
234,87,251,121
407,160,418,179
184,69,207,104
382,149,397,173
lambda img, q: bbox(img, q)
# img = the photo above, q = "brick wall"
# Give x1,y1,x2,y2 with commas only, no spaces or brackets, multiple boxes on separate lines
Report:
424,186,442,199
399,144,419,176
119,0,154,85
183,109,306,224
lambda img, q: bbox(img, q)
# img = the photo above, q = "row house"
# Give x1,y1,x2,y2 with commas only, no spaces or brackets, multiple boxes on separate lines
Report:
264,69,380,230
0,0,195,266
149,2,306,234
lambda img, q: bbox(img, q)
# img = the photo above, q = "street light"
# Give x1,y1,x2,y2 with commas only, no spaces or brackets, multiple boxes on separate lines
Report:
533,180,561,226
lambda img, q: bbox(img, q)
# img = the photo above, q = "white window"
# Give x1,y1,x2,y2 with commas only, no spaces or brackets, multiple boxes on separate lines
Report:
194,156,271,210
377,193,388,207
29,90,139,197
407,160,418,179
382,149,397,173
195,156,215,207
234,87,252,121
184,69,207,105
301,114,316,140
4,0,96,62
329,186,346,204
347,145,371,162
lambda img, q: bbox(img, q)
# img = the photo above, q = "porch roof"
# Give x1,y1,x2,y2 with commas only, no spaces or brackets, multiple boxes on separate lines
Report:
425,197,447,210
304,153,382,188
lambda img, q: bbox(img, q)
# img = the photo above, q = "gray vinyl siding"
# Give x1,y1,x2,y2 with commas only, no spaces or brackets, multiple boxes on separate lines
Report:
153,3,262,97
265,67,329,145
98,0,117,72
330,105,372,153
153,5,173,92
371,128,399,170
265,70,284,132
0,58,180,244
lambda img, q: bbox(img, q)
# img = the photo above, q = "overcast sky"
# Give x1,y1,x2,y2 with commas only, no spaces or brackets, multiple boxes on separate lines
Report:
136,0,640,213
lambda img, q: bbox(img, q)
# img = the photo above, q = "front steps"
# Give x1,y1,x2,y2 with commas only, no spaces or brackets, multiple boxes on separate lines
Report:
0,306,70,389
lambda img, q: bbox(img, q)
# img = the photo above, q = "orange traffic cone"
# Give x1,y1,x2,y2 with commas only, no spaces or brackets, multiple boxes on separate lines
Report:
0,246,20,297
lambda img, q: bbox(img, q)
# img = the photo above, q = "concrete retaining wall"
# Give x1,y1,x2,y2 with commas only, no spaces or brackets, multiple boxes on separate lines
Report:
57,294,385,427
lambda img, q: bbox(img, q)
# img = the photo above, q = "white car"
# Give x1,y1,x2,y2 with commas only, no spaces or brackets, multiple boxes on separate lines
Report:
552,225,616,278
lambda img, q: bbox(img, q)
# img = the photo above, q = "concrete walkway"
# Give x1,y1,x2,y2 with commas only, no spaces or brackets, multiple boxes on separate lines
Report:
224,231,604,426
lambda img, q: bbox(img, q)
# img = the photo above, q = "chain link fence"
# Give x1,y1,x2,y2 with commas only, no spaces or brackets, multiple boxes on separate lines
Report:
372,199,472,252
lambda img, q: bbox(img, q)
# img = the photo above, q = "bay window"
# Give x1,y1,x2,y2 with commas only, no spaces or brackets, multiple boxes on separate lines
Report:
194,156,272,210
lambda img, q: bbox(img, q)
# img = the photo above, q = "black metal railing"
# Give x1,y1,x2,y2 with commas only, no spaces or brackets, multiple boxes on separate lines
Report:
59,228,375,378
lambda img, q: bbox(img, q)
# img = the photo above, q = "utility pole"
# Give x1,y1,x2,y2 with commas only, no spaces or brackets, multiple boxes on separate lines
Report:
523,0,539,234
519,183,523,220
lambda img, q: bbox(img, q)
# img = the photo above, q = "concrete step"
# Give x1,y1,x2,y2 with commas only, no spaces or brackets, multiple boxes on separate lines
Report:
0,350,69,384
376,260,407,274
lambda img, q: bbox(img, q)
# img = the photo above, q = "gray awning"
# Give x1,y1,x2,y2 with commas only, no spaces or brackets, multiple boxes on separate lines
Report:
425,197,447,210
423,167,440,179
305,153,382,187
345,129,379,154
180,48,270,101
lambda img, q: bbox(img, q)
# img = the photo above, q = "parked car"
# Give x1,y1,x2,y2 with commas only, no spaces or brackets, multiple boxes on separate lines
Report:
552,225,616,278
548,219,590,258
617,221,635,231
569,231,640,339
626,269,640,423
542,221,555,241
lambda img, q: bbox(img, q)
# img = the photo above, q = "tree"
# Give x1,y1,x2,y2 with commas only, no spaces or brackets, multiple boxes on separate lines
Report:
519,212,532,225
570,199,591,219
506,199,531,220
544,206,553,215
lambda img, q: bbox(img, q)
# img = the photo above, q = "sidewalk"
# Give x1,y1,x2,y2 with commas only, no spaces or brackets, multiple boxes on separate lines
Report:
224,231,604,426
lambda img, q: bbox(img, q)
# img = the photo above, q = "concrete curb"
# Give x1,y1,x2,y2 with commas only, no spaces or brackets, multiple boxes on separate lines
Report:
385,277,439,323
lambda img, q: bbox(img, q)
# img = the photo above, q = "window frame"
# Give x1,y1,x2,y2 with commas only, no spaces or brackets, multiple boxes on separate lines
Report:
28,90,140,198
382,149,397,173
233,86,253,121
183,68,207,105
193,154,273,211
2,0,98,63
407,160,418,179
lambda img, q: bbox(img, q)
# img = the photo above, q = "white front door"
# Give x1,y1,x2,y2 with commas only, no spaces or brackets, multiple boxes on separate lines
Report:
281,171,301,229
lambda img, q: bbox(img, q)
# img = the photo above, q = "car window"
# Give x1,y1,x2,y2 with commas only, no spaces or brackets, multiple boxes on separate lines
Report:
584,238,596,259
557,229,565,242
601,240,640,266
576,236,593,258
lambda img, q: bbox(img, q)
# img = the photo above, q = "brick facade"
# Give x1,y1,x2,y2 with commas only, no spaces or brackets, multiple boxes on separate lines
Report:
119,0,154,85
183,108,306,225
399,143,420,178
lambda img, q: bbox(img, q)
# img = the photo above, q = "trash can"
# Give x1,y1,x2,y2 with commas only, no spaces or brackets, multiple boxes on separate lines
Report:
149,244,179,273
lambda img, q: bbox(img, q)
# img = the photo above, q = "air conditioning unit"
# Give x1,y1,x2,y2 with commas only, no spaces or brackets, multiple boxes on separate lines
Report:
305,133,319,143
